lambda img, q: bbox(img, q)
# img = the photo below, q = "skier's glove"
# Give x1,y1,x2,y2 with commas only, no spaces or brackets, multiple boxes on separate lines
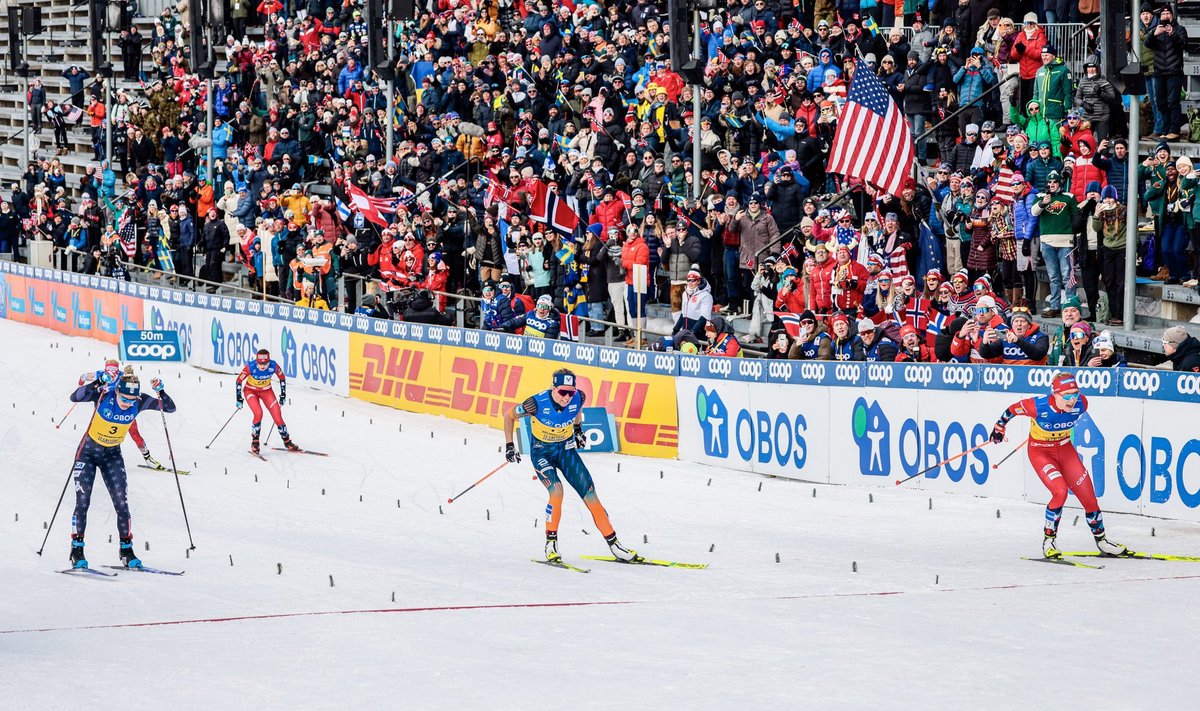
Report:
236,393,244,409
990,423,1006,443
505,442,521,463
99,371,115,385
573,423,587,450
150,378,164,394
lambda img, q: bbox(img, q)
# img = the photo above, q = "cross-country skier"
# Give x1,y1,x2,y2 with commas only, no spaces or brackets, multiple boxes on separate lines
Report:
990,372,1127,559
236,348,300,455
78,358,163,469
68,367,175,569
502,368,641,563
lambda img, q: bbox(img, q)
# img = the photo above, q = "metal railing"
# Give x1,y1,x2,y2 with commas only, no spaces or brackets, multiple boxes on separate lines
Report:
123,260,293,303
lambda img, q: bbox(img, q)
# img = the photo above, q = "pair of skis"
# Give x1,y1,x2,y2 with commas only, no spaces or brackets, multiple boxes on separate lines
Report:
532,556,710,574
137,464,192,476
58,565,185,578
249,447,327,462
1022,549,1200,569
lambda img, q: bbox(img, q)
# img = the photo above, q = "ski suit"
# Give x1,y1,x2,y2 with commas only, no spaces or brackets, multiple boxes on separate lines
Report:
81,369,147,451
997,394,1106,537
236,358,288,439
69,382,175,541
517,388,614,539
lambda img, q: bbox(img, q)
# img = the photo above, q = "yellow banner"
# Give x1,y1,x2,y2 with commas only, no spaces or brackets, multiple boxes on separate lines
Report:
348,333,678,458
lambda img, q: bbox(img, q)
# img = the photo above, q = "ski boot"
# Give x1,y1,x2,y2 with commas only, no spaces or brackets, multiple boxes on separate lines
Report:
282,437,301,452
1042,535,1061,559
119,541,143,569
1095,535,1130,558
545,532,561,562
605,534,643,563
142,450,163,469
69,539,87,569
250,434,260,456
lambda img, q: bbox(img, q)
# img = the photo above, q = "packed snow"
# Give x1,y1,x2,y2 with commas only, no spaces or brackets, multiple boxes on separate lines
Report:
0,317,1197,710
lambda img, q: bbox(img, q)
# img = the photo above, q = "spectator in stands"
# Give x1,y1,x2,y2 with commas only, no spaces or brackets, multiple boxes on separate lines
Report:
703,316,741,357
1046,295,1085,365
1145,5,1189,140
1162,325,1200,371
1088,330,1128,367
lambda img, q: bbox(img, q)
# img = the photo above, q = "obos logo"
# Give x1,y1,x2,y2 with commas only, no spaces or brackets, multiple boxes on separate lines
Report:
697,387,729,458
696,386,808,468
280,327,338,386
904,365,934,387
851,397,889,476
150,307,193,360
981,367,1015,388
1122,370,1161,396
210,318,259,367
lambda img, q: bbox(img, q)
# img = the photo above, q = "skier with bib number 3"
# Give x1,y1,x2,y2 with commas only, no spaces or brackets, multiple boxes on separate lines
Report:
68,367,176,570
503,368,642,564
236,348,300,455
78,359,163,469
990,372,1128,559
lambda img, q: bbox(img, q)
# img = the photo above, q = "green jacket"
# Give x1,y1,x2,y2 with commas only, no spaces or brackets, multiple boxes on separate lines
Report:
1145,177,1193,227
1010,102,1062,158
1033,60,1074,122
1030,189,1078,238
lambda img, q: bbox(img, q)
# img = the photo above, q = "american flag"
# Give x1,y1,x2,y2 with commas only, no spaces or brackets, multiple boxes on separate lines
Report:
990,166,1016,205
826,60,915,197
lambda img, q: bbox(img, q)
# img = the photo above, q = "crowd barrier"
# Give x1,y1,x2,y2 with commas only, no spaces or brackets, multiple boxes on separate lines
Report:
1,262,1197,519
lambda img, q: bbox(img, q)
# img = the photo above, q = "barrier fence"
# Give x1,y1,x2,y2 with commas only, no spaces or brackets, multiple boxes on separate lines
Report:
2,262,1197,519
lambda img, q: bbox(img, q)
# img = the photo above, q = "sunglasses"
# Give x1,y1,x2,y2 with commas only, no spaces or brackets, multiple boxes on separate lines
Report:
555,388,577,397
839,218,852,224
974,307,991,314
1071,332,1089,340
1059,391,1081,401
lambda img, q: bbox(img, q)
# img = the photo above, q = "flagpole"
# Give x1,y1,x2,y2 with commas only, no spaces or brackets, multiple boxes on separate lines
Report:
691,8,702,202
385,17,395,164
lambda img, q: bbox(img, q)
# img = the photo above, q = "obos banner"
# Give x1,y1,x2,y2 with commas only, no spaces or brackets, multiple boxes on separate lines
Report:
348,330,678,458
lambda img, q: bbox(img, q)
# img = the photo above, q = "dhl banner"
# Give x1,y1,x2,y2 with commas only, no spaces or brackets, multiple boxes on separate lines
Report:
348,331,679,458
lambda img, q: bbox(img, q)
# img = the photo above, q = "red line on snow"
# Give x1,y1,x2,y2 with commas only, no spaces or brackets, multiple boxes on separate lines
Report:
5,573,1200,635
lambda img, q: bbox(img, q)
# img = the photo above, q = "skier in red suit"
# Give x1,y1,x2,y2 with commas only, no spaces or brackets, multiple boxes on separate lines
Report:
236,348,300,455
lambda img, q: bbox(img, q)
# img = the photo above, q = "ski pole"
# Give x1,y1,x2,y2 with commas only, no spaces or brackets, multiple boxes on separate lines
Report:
992,438,1030,470
158,392,195,550
263,422,275,447
53,402,78,429
446,462,509,504
205,408,240,449
36,465,75,557
895,442,990,486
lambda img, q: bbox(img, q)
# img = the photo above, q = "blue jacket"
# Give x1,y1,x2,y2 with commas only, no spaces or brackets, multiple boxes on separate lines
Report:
481,296,514,331
807,56,840,93
1013,190,1038,242
953,64,996,106
179,216,196,249
211,123,233,160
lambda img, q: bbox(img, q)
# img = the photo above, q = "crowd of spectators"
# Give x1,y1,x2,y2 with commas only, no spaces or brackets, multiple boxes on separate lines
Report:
1,0,1197,364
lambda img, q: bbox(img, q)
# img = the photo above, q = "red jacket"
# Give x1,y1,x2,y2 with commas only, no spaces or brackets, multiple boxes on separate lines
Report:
621,235,649,287
829,260,870,311
810,260,836,313
1008,27,1048,80
591,197,627,236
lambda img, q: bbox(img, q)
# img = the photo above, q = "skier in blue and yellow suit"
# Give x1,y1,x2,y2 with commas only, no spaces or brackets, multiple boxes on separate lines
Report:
503,368,641,563
67,366,176,570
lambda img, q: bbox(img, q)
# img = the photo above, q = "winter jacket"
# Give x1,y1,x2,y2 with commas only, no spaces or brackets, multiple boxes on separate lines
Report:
1167,335,1200,372
1030,190,1078,248
979,323,1050,365
787,323,833,360
621,234,649,288
1033,59,1073,122
1074,74,1118,125
953,62,995,107
1013,189,1038,242
733,209,780,270
1144,22,1189,75
1008,26,1048,81
676,278,713,332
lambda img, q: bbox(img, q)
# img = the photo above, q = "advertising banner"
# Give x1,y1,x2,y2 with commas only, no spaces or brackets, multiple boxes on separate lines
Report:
348,333,678,458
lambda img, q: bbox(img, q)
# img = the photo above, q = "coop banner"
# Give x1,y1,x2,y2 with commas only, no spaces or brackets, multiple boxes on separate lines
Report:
348,332,678,458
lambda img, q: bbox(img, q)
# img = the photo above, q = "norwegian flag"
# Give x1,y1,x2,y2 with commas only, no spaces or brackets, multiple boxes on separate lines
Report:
775,312,803,338
781,241,799,263
526,179,581,236
559,312,581,341
926,308,950,338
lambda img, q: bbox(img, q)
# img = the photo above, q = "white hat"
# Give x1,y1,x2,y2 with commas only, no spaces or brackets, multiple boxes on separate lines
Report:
858,318,876,333
1093,331,1115,351
976,295,997,310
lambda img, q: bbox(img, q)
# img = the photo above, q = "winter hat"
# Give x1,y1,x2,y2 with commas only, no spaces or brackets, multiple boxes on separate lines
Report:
858,318,876,333
1051,373,1079,396
975,295,997,310
1062,294,1083,312
536,294,554,309
1042,43,1057,55
797,309,817,324
1101,185,1119,201
899,325,918,340
1163,325,1189,348
1086,181,1102,195
1070,321,1093,340
687,268,702,281
782,266,798,278
830,313,850,328
1010,309,1034,325
1177,156,1194,172
924,269,943,282
1092,331,1115,352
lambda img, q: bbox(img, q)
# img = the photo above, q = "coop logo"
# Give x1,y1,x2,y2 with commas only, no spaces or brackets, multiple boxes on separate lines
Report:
697,387,729,458
981,367,1016,388
1122,370,1161,396
575,345,596,364
1178,375,1200,396
1073,370,1112,391
767,361,793,380
695,386,809,469
835,363,861,382
867,363,894,386
1026,369,1060,389
707,358,733,377
210,318,259,367
941,365,974,388
149,307,193,360
799,363,827,381
280,327,338,386
527,339,547,357
121,330,183,362
851,397,890,477
738,360,763,380
680,356,701,375
904,365,934,387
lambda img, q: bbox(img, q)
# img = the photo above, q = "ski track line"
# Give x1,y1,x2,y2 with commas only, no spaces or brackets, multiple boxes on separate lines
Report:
6,572,1200,635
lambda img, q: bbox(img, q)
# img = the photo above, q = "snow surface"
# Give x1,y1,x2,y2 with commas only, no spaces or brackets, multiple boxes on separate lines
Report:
1,317,1198,710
